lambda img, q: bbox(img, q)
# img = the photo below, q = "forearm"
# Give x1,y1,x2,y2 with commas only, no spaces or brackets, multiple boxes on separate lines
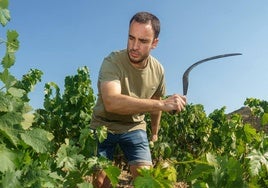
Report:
150,110,162,135
101,81,186,115
104,94,164,115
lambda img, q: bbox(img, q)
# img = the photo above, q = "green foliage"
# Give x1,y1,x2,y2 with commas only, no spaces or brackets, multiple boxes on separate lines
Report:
32,66,120,187
134,161,177,188
1,1,268,187
0,4,59,187
34,66,95,148
147,100,268,186
0,0,10,26
1,2,116,187
189,153,246,188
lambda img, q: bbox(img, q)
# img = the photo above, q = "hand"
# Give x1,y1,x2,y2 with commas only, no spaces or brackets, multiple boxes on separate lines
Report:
162,94,186,113
149,134,158,148
151,134,158,142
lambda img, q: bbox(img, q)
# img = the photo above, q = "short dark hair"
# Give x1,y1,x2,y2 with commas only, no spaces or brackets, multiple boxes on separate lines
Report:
129,12,160,39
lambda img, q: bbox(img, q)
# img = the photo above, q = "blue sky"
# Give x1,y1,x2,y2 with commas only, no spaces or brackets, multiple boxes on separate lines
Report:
1,1,268,114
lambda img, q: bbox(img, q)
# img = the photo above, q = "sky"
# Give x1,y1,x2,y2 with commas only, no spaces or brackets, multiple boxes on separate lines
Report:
1,0,268,114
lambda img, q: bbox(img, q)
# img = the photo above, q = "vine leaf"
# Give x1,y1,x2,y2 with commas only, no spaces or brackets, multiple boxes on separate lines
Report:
246,149,268,176
0,0,10,27
0,146,17,172
21,113,34,130
20,128,54,153
261,113,268,126
104,165,121,187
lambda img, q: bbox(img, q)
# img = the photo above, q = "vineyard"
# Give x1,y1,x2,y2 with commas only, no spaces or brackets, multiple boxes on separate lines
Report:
1,1,268,187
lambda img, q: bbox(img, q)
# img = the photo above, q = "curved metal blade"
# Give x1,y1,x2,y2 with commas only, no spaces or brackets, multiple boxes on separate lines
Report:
183,53,242,95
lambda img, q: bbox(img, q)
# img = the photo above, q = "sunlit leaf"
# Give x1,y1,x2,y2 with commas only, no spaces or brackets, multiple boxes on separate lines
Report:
246,149,268,176
0,146,17,173
0,91,12,112
0,0,9,8
21,113,34,129
261,113,268,126
206,152,218,167
134,175,163,188
244,123,259,142
0,68,17,88
8,87,25,98
0,0,10,26
56,142,84,172
7,30,19,52
77,182,93,188
20,128,54,153
104,165,120,187
0,112,23,146
1,170,21,188
96,126,107,143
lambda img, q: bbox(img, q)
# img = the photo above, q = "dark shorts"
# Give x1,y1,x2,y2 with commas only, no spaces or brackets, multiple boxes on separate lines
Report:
97,130,152,166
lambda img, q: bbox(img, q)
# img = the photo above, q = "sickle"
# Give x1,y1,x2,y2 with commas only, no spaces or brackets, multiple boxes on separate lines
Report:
182,53,242,96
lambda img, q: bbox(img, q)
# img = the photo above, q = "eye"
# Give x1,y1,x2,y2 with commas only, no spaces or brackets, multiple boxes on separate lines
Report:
128,35,135,40
140,39,148,44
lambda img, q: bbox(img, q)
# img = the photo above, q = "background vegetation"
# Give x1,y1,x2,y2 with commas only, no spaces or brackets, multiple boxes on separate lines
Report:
1,1,267,187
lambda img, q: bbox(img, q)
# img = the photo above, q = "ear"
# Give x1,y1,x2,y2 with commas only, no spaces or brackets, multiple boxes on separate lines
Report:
151,38,159,49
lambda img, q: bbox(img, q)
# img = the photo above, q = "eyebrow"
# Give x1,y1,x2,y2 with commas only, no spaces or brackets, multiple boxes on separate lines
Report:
129,34,150,43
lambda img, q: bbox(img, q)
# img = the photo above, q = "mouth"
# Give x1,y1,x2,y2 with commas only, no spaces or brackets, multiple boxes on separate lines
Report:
129,50,140,58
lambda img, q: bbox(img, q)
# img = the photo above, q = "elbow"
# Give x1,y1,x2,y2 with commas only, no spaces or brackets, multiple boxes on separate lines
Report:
103,99,127,114
104,103,115,113
103,98,118,113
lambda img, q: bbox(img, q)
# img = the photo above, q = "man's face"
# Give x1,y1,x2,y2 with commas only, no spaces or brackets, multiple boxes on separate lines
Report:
127,21,158,66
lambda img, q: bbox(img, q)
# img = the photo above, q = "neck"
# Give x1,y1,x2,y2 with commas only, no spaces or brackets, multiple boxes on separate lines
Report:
131,60,148,69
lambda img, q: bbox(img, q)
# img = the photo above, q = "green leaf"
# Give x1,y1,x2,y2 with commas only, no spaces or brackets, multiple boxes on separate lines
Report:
188,163,214,181
206,152,218,167
0,112,23,147
96,126,107,143
0,0,9,8
0,146,17,173
0,91,12,112
104,165,121,187
63,170,84,187
244,123,260,142
15,68,43,94
1,170,22,188
1,31,19,70
134,175,163,188
247,149,268,176
0,0,10,26
77,182,94,188
21,113,34,129
1,52,15,69
0,69,17,89
261,113,268,126
134,167,174,188
20,128,54,153
7,30,19,52
7,87,25,98
56,142,85,171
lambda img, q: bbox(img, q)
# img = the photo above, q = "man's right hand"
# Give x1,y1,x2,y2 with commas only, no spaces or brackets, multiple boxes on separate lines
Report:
162,94,186,113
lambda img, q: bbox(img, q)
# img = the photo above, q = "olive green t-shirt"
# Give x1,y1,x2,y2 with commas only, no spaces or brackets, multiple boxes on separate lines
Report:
90,49,166,133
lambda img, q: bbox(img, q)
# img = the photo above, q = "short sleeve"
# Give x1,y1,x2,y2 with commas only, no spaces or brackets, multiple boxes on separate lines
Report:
98,53,121,84
153,72,166,98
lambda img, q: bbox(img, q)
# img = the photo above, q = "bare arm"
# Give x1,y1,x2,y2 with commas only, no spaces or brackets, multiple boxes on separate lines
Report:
150,96,162,142
101,80,186,115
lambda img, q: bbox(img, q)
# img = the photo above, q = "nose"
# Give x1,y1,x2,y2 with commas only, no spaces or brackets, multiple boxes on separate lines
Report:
132,40,140,50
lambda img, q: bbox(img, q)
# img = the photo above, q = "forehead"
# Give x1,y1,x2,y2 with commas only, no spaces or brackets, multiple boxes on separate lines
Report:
129,21,154,39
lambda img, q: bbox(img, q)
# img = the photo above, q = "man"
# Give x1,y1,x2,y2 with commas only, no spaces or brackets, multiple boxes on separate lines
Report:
90,11,186,187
